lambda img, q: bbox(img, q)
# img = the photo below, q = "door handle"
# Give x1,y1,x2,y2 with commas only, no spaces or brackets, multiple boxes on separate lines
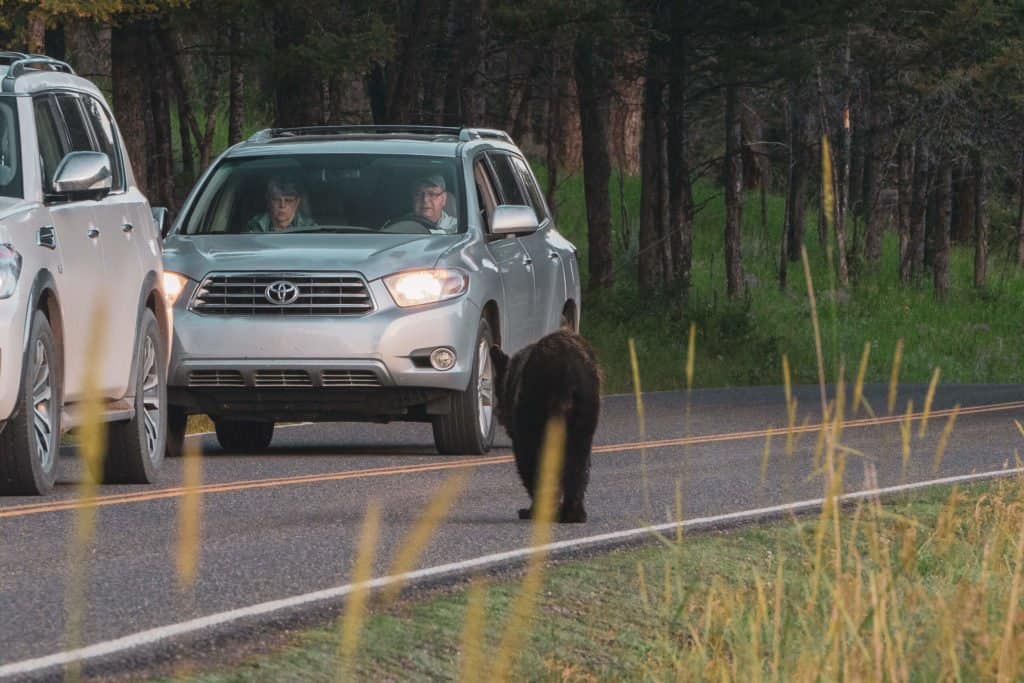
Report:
121,222,134,233
548,250,560,260
523,255,533,265
86,227,99,239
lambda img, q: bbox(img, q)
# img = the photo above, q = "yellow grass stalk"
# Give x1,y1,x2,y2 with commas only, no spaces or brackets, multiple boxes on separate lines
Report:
782,355,797,456
1016,419,1024,439
663,559,673,611
490,417,565,682
869,573,884,681
918,367,941,438
800,246,828,420
628,337,651,517
996,513,1024,682
458,578,488,683
759,428,774,487
686,321,697,391
64,306,108,683
336,501,381,679
381,472,467,603
749,577,764,683
176,437,203,589
771,553,784,681
900,400,914,480
674,480,684,544
931,406,960,474
887,340,903,415
852,342,871,418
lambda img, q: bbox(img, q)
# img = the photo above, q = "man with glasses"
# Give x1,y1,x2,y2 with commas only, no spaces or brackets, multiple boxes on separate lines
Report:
412,174,457,233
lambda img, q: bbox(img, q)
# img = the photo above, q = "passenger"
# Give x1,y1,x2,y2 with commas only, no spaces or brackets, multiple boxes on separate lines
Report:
246,175,315,232
411,174,456,233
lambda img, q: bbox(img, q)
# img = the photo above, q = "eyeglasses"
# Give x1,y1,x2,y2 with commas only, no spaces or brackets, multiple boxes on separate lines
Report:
413,190,445,201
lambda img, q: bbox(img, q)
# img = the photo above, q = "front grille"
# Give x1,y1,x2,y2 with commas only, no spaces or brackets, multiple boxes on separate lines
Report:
321,369,381,388
253,370,313,387
188,370,244,388
191,273,373,316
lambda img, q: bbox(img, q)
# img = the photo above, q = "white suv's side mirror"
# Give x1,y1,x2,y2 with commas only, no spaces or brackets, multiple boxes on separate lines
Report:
152,206,169,238
52,151,112,197
491,204,539,236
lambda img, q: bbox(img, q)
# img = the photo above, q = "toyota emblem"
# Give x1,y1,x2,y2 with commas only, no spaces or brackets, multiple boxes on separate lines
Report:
265,280,300,305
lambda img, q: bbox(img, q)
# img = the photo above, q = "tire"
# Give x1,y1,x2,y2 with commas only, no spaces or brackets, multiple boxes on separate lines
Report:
215,419,274,452
432,318,495,455
105,309,167,484
0,310,61,495
165,405,187,458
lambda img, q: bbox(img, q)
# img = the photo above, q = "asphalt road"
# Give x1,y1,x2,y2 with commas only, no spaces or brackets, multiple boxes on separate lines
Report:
1,382,1023,679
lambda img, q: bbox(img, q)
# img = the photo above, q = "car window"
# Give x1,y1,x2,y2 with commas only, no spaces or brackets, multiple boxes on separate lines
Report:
33,97,65,193
509,155,549,224
0,99,22,198
55,94,94,153
83,97,125,191
486,152,528,206
473,158,499,230
180,154,464,236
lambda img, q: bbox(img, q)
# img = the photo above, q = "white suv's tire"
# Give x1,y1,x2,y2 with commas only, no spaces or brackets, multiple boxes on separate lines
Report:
432,318,495,455
215,419,274,452
0,310,61,495
104,309,166,484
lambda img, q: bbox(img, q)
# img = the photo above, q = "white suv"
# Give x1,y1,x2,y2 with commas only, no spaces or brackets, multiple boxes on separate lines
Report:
0,53,170,495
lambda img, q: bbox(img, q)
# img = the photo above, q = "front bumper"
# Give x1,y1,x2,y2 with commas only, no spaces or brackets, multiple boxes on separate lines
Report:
168,280,482,415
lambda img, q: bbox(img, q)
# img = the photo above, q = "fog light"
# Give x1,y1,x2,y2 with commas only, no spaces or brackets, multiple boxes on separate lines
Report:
429,347,456,371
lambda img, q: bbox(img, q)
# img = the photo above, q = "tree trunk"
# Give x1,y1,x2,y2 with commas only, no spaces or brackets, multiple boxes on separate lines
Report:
973,151,988,288
667,2,693,291
228,23,245,145
457,0,487,126
574,34,614,291
112,22,151,198
25,11,45,53
543,48,565,220
1017,152,1024,267
862,99,884,267
724,81,744,298
897,141,912,279
385,0,429,123
638,49,665,291
785,91,808,264
933,160,951,300
148,41,175,210
273,8,323,127
953,158,974,245
835,43,851,287
904,140,928,282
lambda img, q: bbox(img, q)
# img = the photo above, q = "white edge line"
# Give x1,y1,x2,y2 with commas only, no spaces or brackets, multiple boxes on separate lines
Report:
3,465,1022,678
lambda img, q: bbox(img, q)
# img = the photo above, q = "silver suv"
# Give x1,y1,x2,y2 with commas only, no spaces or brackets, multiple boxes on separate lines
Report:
0,53,170,494
162,125,581,455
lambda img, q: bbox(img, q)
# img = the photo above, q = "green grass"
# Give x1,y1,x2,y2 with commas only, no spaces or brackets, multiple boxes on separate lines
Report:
540,168,1024,394
149,477,1024,681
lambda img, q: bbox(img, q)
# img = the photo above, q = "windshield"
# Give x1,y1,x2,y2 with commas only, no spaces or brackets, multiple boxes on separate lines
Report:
180,154,463,236
0,99,21,198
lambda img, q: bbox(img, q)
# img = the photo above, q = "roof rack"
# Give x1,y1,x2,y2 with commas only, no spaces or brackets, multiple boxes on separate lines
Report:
248,125,514,144
0,52,75,92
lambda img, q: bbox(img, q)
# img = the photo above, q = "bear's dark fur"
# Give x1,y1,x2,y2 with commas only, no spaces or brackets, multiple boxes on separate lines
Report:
489,329,601,523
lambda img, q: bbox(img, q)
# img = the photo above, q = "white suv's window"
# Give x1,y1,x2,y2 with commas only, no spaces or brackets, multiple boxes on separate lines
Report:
83,96,124,191
33,97,64,193
0,99,21,197
181,154,464,235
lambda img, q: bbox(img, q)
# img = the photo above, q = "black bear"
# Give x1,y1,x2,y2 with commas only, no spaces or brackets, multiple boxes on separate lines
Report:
489,329,601,523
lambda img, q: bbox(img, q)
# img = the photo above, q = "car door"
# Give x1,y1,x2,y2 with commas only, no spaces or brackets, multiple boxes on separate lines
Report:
475,156,534,353
33,95,105,401
73,93,145,398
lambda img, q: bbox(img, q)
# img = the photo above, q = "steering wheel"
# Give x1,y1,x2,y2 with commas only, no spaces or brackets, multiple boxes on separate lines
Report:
378,213,434,234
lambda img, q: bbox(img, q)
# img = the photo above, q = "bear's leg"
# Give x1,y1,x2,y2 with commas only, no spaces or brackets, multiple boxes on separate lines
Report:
558,408,597,524
512,433,541,520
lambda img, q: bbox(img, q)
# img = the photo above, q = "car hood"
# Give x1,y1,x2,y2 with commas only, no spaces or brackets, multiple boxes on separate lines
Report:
162,232,467,281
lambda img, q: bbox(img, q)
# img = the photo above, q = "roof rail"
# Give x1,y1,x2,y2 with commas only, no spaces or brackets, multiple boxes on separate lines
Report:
0,52,75,92
264,125,463,139
458,128,513,143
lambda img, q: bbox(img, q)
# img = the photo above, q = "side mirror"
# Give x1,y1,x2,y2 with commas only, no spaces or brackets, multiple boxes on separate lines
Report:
52,151,112,197
491,205,539,236
152,206,169,238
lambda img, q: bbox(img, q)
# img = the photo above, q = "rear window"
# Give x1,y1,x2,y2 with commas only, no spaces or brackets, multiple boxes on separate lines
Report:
181,154,465,236
0,99,21,198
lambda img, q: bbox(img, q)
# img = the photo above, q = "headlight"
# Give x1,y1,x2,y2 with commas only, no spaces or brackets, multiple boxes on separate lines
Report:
0,244,22,299
383,268,468,307
162,271,191,306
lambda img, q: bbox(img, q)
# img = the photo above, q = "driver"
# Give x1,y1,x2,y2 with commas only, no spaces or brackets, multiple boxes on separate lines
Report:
411,175,457,234
246,175,316,232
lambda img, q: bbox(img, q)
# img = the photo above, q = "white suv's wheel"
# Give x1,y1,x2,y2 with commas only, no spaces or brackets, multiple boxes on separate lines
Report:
104,309,166,484
0,310,61,495
432,318,495,455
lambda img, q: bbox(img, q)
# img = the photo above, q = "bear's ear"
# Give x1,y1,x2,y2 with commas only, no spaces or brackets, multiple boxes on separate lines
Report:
489,344,509,379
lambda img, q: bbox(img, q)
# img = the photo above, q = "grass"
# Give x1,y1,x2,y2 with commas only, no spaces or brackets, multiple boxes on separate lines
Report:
148,476,1024,681
541,167,1024,394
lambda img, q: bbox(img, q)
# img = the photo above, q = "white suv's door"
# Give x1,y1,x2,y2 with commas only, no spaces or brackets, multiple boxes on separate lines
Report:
65,93,144,397
33,95,106,401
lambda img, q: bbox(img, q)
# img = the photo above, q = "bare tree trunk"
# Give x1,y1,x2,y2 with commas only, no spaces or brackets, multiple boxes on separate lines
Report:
457,0,487,126
25,11,45,53
273,8,324,126
112,22,151,198
835,42,851,286
785,90,808,265
667,3,693,292
933,160,951,300
904,140,928,282
638,49,665,291
724,80,744,298
385,0,429,123
973,151,988,288
574,34,614,291
228,23,245,145
953,158,974,245
863,98,884,267
543,48,565,220
897,141,912,278
148,42,175,210
1017,151,1024,266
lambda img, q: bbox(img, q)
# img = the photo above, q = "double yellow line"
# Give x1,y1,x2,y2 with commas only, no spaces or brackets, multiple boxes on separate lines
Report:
2,399,1021,520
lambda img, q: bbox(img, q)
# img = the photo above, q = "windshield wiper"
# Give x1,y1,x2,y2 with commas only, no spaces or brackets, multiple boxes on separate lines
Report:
284,226,377,234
